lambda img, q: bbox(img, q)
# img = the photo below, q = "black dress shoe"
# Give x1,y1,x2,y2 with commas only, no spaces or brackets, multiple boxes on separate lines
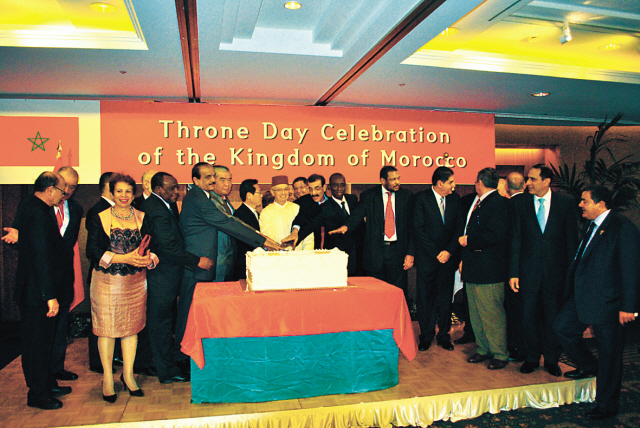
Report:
544,363,562,377
487,359,509,370
27,396,63,410
418,341,431,351
49,386,72,397
586,407,618,420
159,373,190,384
438,341,454,351
102,393,117,403
134,367,157,377
120,374,144,397
520,361,539,374
564,369,597,379
454,335,475,345
53,369,78,381
467,353,493,363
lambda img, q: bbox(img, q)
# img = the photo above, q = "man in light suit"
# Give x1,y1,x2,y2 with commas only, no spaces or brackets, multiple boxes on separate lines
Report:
413,167,464,352
174,163,281,351
459,167,509,370
554,186,640,420
510,164,579,376
331,166,414,298
209,165,237,282
15,172,74,410
142,172,213,384
233,179,262,280
290,173,360,275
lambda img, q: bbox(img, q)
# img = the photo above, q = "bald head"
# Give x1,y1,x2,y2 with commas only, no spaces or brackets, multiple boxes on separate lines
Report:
141,169,158,197
506,172,525,196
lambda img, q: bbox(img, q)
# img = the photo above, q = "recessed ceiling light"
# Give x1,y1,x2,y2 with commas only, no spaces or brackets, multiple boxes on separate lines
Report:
119,70,127,74
527,36,539,43
531,92,549,97
399,83,406,87
440,27,459,36
284,1,301,10
90,2,116,13
599,44,620,50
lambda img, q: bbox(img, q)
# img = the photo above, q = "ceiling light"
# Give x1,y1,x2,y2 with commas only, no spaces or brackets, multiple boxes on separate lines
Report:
527,36,539,43
599,44,620,51
559,22,572,44
284,2,301,10
440,27,459,36
531,92,549,97
90,2,116,13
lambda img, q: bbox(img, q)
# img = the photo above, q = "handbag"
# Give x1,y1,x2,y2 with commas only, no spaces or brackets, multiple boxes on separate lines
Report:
138,234,151,256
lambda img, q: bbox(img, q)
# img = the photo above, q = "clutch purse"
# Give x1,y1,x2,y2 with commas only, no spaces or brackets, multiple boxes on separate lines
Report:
138,234,151,256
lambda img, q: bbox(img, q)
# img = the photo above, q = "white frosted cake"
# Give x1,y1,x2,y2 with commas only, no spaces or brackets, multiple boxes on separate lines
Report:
246,248,348,291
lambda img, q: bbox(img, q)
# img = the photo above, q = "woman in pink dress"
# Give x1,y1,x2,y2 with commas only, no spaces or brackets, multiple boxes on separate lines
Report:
86,174,158,402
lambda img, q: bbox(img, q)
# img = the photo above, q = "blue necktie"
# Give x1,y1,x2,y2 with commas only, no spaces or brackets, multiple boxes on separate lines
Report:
536,198,546,233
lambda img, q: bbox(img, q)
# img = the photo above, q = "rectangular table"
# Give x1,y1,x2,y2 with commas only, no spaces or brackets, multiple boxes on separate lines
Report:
181,277,417,403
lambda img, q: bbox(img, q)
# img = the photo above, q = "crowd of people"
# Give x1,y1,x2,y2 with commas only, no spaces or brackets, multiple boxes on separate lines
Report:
3,162,638,420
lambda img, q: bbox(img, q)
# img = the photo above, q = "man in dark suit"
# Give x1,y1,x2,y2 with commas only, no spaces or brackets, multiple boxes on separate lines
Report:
504,171,526,362
142,172,213,384
331,166,415,298
510,164,579,376
554,186,640,420
174,162,281,351
3,167,84,382
233,179,262,280
459,167,509,370
291,173,360,275
131,169,157,211
286,174,328,249
15,172,74,410
414,167,464,352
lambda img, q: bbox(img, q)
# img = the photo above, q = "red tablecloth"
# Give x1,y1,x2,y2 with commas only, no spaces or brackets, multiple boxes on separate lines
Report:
182,277,417,369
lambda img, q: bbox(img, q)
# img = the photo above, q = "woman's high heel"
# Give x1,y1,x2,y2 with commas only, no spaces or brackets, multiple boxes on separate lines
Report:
120,373,144,397
102,382,117,403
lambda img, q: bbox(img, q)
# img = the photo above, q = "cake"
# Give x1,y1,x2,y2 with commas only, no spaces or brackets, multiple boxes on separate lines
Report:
246,248,348,291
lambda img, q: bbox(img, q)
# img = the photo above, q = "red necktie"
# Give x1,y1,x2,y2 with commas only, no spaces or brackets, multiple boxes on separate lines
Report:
384,192,395,239
56,203,64,229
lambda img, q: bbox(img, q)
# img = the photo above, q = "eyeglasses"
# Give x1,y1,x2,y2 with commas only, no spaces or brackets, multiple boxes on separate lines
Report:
53,186,68,195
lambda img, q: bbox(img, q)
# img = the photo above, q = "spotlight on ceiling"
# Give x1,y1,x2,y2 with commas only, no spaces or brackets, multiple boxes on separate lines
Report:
284,1,301,10
559,22,572,44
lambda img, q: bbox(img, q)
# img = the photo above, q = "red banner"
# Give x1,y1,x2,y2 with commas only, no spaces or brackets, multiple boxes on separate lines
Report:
101,101,494,184
0,116,79,167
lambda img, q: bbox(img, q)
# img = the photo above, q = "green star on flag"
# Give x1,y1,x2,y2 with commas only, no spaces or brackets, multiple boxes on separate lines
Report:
28,131,49,152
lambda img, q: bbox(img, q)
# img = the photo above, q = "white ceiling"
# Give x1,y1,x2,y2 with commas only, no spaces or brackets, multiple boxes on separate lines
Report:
1,0,639,126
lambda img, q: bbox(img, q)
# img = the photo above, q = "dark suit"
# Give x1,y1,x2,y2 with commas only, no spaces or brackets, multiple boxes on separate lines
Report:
142,194,199,381
15,195,74,400
297,194,360,275
461,190,509,360
505,192,525,356
344,185,414,296
554,212,640,413
293,193,324,249
509,191,578,365
233,203,260,280
12,196,82,375
131,194,146,211
175,187,266,350
413,188,464,344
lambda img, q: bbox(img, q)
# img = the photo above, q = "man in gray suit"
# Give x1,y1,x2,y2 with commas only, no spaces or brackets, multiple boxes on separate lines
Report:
174,162,281,354
209,165,236,282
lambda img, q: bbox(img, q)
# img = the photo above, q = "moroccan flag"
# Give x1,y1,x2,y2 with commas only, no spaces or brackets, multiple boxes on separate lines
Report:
0,116,79,166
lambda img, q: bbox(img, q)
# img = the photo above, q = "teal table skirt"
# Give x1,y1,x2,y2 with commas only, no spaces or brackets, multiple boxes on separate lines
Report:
191,329,399,403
